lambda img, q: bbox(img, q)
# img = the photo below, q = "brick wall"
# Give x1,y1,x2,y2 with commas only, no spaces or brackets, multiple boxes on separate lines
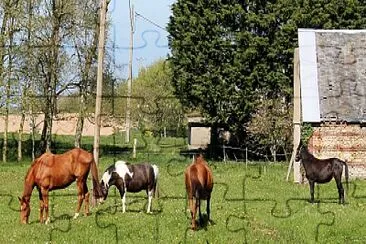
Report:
308,123,366,179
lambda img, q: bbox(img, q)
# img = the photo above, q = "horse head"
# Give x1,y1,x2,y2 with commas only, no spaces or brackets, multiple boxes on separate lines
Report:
295,141,305,162
99,180,109,202
18,196,30,224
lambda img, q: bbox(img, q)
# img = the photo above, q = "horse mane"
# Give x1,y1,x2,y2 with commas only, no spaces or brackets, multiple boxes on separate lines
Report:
22,162,37,198
194,153,206,164
299,144,317,161
22,154,51,197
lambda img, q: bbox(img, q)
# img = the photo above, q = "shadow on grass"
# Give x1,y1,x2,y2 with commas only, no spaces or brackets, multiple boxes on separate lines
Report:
197,213,215,231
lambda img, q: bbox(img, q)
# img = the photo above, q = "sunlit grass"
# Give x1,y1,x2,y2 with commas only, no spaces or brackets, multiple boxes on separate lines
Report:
0,155,365,243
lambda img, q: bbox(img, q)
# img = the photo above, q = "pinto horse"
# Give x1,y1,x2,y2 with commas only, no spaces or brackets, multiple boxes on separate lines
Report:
19,148,102,224
295,142,349,204
100,161,159,213
185,153,213,230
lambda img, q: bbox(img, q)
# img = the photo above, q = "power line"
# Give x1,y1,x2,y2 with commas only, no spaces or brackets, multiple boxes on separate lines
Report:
135,12,167,32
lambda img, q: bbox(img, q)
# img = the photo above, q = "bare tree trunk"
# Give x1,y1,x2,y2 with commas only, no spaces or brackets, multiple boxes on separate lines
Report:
3,10,16,163
18,112,25,162
30,113,36,160
26,0,34,160
0,3,8,79
3,74,10,162
75,93,85,148
39,0,61,153
2,73,10,162
40,114,48,153
93,0,108,165
270,145,277,162
0,3,9,163
75,5,100,148
3,107,8,163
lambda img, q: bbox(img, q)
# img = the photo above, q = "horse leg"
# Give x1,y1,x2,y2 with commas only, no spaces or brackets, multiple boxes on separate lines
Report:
118,187,127,213
198,199,202,225
147,189,154,213
189,197,197,230
309,181,315,203
83,182,90,216
207,197,211,224
37,187,45,224
41,188,50,224
335,176,345,204
74,178,86,219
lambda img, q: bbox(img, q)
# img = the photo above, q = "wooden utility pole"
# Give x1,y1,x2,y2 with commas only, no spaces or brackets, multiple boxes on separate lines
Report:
125,1,134,143
286,48,301,182
93,0,108,164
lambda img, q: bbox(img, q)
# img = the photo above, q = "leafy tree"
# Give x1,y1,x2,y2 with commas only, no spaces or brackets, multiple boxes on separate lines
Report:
118,59,185,137
167,0,366,150
0,0,115,155
246,98,292,161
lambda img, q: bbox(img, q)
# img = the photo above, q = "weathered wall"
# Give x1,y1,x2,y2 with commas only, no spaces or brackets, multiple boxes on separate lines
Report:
0,114,121,136
308,123,366,179
187,116,211,150
316,32,366,122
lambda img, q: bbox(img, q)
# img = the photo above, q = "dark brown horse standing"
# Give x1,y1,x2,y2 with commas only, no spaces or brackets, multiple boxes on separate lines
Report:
19,148,102,224
295,142,349,204
185,153,213,230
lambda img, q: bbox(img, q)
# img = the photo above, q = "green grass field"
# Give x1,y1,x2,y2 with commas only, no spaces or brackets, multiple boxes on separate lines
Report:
1,153,366,243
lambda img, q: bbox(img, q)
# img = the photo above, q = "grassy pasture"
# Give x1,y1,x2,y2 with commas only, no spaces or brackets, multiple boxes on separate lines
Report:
0,154,366,243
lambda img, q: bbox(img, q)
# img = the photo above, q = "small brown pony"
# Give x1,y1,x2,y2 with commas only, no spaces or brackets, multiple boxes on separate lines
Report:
184,153,214,230
19,148,102,224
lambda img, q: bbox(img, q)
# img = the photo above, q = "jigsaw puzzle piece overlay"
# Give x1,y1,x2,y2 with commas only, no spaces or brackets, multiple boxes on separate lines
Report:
221,164,340,243
315,180,366,243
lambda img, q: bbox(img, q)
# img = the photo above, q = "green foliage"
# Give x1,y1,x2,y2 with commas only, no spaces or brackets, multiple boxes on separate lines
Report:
167,0,366,141
57,67,120,115
300,123,313,145
246,98,293,161
118,59,186,137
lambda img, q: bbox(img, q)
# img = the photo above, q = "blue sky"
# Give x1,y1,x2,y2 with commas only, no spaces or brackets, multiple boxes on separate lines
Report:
108,0,176,78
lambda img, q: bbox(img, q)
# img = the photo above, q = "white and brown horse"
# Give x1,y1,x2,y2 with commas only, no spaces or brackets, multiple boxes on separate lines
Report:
100,161,159,213
185,153,214,230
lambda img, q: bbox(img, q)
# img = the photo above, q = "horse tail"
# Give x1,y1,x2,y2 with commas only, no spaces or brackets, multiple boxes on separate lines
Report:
193,181,204,201
152,164,159,198
343,160,349,192
190,171,203,200
91,159,103,201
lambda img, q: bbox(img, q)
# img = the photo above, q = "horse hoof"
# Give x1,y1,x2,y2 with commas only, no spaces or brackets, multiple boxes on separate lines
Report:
45,218,50,225
73,213,80,219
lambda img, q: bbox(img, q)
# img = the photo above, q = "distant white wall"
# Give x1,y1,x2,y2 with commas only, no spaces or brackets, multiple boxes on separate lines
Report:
298,29,321,122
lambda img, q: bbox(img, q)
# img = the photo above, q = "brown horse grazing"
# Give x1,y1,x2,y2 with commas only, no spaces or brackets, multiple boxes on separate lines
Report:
184,153,213,230
295,142,349,204
18,148,102,224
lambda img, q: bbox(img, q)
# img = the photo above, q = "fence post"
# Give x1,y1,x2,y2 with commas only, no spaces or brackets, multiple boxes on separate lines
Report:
133,138,137,159
245,147,248,168
287,48,301,182
223,145,226,162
